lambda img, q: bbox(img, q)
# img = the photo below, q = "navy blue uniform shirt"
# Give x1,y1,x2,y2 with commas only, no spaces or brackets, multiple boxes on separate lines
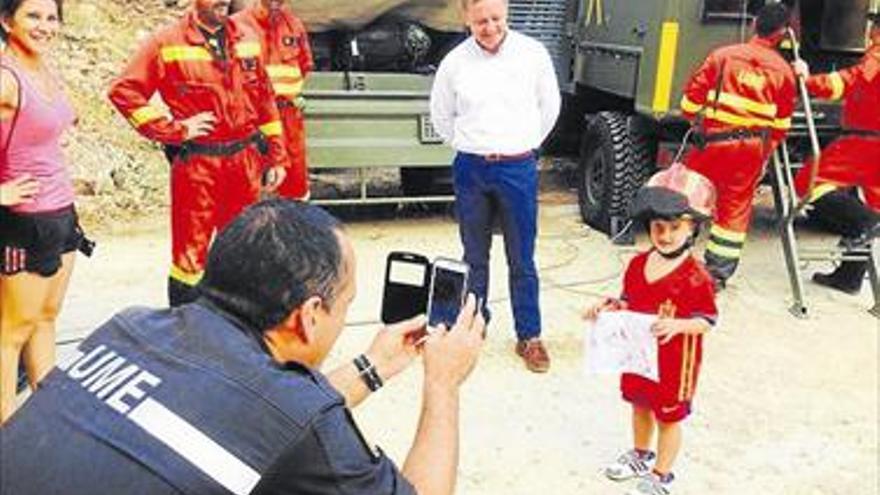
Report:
0,302,415,495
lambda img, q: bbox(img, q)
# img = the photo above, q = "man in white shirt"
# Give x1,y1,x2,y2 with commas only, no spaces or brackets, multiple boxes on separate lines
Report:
429,0,560,373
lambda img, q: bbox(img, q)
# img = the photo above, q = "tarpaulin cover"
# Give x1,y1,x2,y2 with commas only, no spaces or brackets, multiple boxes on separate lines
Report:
231,0,464,32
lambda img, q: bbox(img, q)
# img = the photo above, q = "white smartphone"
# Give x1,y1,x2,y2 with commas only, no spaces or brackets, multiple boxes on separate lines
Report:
426,257,469,330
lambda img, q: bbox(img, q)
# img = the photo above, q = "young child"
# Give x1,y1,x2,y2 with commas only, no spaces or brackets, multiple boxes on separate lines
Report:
584,164,718,495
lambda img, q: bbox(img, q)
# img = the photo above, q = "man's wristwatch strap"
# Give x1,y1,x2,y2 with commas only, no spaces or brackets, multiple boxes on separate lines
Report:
354,354,383,392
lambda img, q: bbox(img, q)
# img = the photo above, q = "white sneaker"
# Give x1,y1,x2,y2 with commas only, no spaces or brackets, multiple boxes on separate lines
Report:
604,449,655,481
625,472,675,495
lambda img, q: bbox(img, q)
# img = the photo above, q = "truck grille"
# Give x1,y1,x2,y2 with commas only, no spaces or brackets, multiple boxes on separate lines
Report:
508,0,572,82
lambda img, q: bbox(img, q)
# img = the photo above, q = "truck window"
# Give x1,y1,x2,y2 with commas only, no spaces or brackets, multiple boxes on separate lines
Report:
701,0,766,21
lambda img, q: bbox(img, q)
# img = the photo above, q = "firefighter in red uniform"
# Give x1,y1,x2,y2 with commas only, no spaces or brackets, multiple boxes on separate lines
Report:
109,0,289,306
791,9,880,295
232,0,314,200
679,3,797,290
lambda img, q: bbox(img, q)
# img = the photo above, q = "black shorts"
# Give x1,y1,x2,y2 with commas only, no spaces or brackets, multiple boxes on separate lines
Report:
0,205,85,277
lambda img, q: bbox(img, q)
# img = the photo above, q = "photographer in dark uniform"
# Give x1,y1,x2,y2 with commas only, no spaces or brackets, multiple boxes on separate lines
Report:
1,200,485,495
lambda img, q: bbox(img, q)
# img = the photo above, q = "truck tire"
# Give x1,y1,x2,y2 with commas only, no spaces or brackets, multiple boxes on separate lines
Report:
577,111,635,238
577,112,658,241
627,115,658,196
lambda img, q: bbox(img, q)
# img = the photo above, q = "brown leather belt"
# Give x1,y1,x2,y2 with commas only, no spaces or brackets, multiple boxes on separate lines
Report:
469,151,534,162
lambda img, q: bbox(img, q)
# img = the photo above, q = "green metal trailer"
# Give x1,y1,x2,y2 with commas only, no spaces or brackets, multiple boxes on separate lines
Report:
304,72,453,204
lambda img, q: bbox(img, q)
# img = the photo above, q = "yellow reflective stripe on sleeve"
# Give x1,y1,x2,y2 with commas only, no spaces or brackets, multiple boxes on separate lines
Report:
706,241,742,259
259,120,283,136
234,41,261,59
828,72,845,100
808,183,838,203
266,64,302,79
773,117,792,130
680,95,704,114
702,107,775,129
707,90,778,118
272,81,304,96
169,265,203,286
161,46,213,62
652,21,680,113
710,225,747,243
129,105,163,127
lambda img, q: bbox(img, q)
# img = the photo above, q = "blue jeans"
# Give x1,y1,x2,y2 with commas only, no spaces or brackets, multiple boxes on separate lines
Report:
453,152,541,340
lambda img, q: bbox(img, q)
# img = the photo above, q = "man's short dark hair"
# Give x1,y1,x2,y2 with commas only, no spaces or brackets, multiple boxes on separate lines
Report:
199,199,344,333
755,3,790,38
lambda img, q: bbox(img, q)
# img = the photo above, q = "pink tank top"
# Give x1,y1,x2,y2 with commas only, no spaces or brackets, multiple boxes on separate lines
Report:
0,57,76,213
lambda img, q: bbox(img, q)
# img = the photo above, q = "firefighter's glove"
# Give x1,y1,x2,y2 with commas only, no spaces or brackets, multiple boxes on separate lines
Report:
792,60,810,80
294,96,307,110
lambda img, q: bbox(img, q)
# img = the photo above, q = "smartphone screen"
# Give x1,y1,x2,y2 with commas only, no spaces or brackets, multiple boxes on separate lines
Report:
427,260,468,329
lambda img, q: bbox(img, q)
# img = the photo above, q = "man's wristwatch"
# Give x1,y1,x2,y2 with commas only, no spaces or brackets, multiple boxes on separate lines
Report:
354,354,383,392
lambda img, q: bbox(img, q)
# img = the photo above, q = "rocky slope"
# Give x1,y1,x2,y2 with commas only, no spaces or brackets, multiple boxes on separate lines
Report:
55,0,186,230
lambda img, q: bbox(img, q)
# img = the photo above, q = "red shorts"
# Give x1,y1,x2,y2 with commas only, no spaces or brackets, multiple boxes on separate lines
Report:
620,334,703,423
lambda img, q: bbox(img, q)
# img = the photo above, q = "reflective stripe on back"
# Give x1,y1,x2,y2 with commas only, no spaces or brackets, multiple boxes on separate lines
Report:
129,398,261,495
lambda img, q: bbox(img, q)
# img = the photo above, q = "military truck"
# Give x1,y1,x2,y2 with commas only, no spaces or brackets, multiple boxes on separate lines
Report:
289,0,870,212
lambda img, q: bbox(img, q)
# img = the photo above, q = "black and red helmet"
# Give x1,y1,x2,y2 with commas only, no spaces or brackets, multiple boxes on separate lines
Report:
630,163,717,222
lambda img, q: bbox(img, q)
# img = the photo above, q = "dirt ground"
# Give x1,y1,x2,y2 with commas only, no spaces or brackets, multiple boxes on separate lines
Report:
51,191,878,494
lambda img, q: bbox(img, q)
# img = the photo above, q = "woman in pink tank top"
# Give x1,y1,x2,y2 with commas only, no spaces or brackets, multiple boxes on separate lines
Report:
0,0,87,423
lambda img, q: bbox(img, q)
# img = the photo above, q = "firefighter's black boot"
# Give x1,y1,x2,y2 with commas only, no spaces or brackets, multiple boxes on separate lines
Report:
808,190,879,238
812,260,869,295
168,277,200,307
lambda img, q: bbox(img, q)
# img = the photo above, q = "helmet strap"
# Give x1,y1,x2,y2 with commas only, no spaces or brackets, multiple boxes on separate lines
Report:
656,236,694,259
654,224,700,259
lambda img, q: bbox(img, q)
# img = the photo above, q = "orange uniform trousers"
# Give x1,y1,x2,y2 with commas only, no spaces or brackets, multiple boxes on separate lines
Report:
170,147,262,283
276,105,309,199
794,135,880,212
684,138,770,282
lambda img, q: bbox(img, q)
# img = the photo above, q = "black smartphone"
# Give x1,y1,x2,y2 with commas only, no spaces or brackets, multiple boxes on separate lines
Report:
381,252,430,324
427,257,469,330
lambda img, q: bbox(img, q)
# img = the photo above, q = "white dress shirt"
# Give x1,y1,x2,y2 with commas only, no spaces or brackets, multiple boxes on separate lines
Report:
429,30,561,155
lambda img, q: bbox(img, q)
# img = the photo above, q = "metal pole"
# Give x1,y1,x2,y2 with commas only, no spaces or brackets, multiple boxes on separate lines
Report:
786,27,823,219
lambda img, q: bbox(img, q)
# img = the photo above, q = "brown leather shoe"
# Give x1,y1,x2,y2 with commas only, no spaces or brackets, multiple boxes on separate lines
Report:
515,338,550,373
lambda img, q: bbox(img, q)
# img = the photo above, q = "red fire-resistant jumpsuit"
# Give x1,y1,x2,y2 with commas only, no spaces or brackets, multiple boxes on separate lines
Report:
794,41,880,211
108,11,288,302
234,4,313,200
680,36,797,283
